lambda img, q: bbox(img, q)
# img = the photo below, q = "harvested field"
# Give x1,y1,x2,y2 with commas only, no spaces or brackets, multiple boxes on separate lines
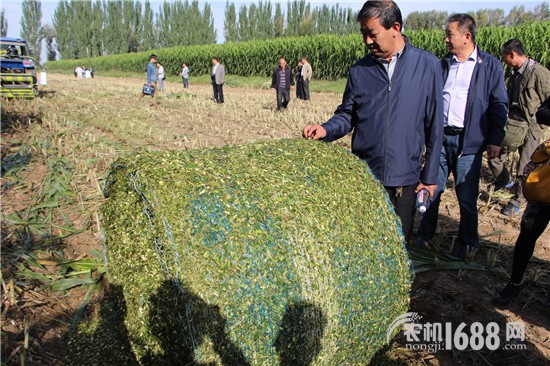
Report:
1,74,549,365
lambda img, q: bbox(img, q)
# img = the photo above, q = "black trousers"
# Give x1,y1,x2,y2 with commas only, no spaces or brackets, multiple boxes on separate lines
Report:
303,79,310,100
510,203,550,283
212,78,224,103
277,88,290,110
385,184,417,244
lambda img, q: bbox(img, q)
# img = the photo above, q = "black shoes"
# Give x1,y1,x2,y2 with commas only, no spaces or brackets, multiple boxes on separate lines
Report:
493,281,525,305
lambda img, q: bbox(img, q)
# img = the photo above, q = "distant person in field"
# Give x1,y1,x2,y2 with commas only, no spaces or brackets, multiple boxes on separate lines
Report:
90,66,94,78
139,54,158,106
180,63,189,89
295,61,304,100
416,13,508,259
488,39,550,217
75,66,83,79
157,61,165,92
302,0,444,244
211,57,225,103
301,56,312,100
271,57,294,111
73,67,78,78
85,67,91,79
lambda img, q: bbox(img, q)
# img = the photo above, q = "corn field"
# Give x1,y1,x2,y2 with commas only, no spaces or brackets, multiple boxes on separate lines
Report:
46,22,549,80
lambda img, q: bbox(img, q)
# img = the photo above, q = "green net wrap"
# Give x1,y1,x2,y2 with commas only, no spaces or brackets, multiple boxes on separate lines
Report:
102,138,412,365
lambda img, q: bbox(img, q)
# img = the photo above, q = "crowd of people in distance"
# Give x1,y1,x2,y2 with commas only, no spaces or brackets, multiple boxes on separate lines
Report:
73,65,94,79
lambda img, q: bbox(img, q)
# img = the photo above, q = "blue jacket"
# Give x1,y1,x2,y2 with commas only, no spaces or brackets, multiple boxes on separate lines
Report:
322,40,444,187
147,61,157,83
441,49,508,154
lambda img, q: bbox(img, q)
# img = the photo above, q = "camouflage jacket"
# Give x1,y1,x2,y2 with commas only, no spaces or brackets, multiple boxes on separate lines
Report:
511,60,550,136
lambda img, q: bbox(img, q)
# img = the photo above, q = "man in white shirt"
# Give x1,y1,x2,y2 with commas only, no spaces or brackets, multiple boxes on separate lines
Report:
416,14,508,259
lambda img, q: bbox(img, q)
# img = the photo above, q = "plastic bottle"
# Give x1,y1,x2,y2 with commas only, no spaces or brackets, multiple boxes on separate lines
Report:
416,189,430,213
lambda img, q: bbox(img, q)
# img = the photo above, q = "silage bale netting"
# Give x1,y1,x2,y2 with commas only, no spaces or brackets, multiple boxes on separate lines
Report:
102,138,412,365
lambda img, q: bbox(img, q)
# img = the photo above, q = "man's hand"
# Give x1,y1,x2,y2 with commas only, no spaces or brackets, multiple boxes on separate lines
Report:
302,124,327,140
486,144,501,159
291,85,295,90
416,183,437,198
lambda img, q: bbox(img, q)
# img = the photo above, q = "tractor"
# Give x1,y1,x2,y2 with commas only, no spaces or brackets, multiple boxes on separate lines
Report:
1,37,39,99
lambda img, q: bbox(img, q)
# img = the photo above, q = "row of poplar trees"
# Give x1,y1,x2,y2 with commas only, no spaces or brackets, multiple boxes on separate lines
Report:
53,0,216,59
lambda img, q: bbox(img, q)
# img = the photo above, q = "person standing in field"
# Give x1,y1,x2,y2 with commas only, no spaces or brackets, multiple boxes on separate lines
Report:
271,57,294,111
302,0,444,244
488,39,550,217
157,61,165,92
295,61,304,100
211,57,225,104
301,56,312,100
90,66,95,78
139,54,158,106
181,63,189,89
416,14,508,259
75,65,83,79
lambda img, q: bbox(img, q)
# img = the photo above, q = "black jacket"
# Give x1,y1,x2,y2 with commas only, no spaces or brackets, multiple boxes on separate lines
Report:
271,66,294,91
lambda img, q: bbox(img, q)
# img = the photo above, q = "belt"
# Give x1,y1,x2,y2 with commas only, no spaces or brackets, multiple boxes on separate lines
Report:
444,126,464,136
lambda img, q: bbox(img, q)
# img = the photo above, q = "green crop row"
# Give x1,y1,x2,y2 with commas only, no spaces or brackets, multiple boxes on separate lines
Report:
46,22,549,80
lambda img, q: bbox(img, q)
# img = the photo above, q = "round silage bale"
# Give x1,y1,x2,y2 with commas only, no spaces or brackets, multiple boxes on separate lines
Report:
102,138,412,365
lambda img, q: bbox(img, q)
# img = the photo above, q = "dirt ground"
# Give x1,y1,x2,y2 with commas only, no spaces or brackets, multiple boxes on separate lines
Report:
1,74,549,365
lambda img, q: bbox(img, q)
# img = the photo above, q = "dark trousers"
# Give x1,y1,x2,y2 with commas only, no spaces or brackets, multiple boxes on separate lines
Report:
303,79,310,100
510,203,550,283
385,184,417,244
296,78,303,99
183,77,189,89
277,88,290,110
212,77,224,103
417,134,483,247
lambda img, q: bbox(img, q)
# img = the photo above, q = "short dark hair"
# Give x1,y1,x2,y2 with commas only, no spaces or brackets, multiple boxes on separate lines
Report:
149,54,157,60
302,56,308,61
501,39,526,56
213,57,219,61
356,1,403,31
447,13,477,42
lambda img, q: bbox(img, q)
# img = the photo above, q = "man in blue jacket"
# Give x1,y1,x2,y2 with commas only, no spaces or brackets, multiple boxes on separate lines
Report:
416,14,508,259
302,0,443,244
140,54,158,106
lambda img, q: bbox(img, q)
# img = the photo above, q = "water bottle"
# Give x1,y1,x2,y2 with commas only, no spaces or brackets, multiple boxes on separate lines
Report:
416,189,430,213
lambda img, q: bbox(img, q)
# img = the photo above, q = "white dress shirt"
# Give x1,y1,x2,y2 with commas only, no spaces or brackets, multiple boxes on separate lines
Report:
443,47,478,128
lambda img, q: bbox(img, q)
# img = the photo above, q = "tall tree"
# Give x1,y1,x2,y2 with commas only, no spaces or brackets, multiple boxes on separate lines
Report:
1,9,7,37
143,0,155,50
506,5,530,25
20,0,43,57
224,1,238,42
273,2,284,38
53,0,70,58
238,4,249,41
532,2,550,21
41,23,56,61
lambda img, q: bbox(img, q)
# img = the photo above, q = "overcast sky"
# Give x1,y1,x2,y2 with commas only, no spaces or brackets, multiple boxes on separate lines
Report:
2,0,546,44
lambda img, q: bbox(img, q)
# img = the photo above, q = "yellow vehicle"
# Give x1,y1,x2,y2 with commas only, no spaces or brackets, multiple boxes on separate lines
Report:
1,37,39,98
